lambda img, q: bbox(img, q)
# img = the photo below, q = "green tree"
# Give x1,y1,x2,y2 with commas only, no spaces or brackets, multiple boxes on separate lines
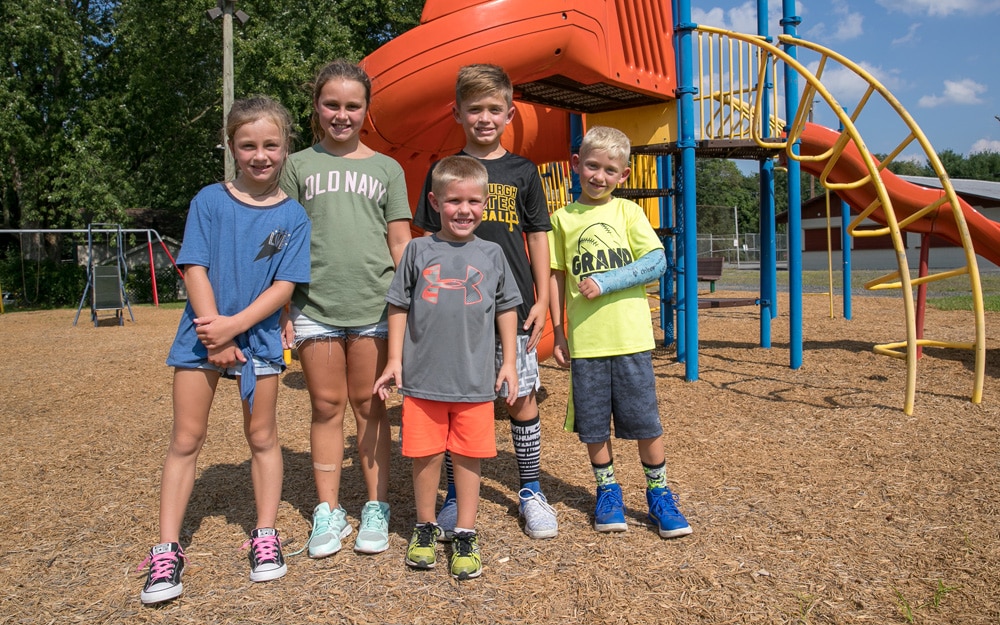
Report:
0,0,126,245
695,159,760,234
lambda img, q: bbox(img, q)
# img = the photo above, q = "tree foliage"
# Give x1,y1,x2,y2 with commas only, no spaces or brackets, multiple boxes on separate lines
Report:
1,0,421,246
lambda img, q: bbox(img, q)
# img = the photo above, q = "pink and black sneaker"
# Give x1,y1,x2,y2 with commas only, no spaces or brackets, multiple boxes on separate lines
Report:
138,542,186,605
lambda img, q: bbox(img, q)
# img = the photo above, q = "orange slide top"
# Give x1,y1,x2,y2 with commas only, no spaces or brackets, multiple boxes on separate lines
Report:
360,0,678,210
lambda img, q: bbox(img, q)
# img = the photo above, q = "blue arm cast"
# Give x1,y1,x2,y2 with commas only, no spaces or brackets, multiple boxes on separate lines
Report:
588,249,666,295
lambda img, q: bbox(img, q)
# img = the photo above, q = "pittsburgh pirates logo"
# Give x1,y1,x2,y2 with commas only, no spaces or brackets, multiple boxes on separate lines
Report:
421,264,484,305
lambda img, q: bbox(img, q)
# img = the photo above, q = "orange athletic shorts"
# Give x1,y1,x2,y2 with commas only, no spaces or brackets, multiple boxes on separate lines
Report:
401,396,497,459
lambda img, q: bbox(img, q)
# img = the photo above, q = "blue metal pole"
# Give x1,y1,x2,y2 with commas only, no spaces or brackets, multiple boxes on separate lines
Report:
782,0,803,369
837,116,853,320
658,154,676,346
569,114,584,200
757,0,775,348
675,0,699,379
841,198,852,319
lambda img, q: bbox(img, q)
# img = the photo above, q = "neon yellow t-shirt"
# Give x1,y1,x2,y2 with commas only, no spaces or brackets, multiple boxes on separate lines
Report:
549,197,663,358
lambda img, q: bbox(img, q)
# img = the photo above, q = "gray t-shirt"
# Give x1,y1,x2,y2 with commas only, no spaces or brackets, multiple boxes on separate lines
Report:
386,235,522,402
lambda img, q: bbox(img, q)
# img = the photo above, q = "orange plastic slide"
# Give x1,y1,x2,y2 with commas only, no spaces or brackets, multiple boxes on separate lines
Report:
360,0,676,210
798,123,1000,267
359,0,677,360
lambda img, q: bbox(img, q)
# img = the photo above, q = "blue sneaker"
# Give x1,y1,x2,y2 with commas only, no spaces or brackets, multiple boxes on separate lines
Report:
647,487,693,538
435,493,457,542
594,483,627,532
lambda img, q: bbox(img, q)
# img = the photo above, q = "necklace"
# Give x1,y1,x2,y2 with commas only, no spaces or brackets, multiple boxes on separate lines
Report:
229,180,283,202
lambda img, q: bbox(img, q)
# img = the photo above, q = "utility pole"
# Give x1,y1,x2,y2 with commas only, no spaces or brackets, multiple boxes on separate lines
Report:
207,0,249,180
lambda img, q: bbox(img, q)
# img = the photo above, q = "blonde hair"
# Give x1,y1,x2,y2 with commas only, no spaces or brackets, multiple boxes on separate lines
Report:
455,64,513,108
580,125,631,165
309,59,372,143
430,155,489,197
225,96,295,181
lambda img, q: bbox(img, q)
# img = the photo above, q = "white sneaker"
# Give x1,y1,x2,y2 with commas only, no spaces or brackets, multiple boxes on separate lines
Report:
518,488,558,539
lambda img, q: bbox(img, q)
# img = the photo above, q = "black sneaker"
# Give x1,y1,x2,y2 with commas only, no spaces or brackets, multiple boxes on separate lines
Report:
244,528,287,582
138,542,186,605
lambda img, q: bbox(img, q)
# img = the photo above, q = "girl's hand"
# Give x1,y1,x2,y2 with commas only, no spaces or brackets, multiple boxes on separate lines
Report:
194,314,240,349
373,361,402,400
280,308,295,350
207,342,246,369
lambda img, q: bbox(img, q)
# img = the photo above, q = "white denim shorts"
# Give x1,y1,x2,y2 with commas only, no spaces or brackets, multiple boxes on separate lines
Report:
289,305,388,347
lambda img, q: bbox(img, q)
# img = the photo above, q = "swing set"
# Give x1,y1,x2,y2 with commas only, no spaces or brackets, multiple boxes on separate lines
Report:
0,225,182,325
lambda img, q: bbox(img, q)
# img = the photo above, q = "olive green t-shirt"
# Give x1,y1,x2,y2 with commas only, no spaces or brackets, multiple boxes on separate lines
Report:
280,145,411,327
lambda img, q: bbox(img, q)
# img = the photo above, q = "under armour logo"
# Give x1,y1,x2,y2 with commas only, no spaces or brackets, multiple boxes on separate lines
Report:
421,264,484,304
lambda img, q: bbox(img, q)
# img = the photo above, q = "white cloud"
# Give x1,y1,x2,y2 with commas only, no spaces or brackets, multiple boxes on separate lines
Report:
806,0,864,41
970,138,1000,153
917,79,987,107
692,1,794,35
804,61,906,105
876,0,1000,16
897,153,927,165
891,23,921,45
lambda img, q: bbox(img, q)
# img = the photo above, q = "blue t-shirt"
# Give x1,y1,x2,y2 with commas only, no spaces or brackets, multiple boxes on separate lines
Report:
167,184,312,376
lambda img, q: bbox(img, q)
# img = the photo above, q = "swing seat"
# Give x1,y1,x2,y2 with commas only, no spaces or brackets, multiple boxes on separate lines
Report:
92,265,125,326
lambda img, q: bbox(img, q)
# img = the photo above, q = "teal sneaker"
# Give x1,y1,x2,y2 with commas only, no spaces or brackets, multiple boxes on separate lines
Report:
450,531,482,580
647,487,693,538
307,502,352,558
354,501,390,554
405,523,441,569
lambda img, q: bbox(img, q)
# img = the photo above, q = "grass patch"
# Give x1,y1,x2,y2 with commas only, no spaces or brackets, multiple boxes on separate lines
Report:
927,294,1000,312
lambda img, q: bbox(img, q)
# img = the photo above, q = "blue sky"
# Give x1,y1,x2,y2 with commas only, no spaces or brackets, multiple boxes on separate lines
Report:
691,0,1000,162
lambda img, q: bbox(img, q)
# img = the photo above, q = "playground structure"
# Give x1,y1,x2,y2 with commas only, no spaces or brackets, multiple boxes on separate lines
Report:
0,226,182,324
360,0,990,415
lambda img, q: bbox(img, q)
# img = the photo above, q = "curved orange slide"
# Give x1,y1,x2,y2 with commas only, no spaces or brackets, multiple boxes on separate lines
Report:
358,0,677,360
360,0,676,210
798,123,1000,267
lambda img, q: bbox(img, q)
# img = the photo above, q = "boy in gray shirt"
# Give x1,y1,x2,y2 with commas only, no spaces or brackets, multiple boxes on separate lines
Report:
374,155,520,580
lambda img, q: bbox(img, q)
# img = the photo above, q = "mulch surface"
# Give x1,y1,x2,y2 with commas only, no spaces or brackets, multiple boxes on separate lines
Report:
1,293,998,624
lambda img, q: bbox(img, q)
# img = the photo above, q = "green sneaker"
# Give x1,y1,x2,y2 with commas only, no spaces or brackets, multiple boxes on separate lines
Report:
405,523,441,569
449,531,482,580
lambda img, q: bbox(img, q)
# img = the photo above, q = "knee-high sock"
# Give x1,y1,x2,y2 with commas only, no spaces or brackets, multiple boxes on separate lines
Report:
511,415,541,487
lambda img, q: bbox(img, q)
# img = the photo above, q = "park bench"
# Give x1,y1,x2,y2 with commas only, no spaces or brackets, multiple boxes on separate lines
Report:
697,256,724,293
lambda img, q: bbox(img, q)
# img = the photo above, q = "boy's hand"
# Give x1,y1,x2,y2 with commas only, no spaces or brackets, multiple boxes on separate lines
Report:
577,277,602,300
373,360,403,400
194,314,240,349
207,341,246,369
523,302,547,351
552,334,571,368
495,363,518,406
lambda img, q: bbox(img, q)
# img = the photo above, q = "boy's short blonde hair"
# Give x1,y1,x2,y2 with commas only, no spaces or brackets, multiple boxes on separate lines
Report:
580,125,631,166
431,155,490,197
455,64,514,108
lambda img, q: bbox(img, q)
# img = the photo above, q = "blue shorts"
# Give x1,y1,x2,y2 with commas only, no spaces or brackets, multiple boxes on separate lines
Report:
194,356,283,378
290,306,388,346
570,351,663,444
